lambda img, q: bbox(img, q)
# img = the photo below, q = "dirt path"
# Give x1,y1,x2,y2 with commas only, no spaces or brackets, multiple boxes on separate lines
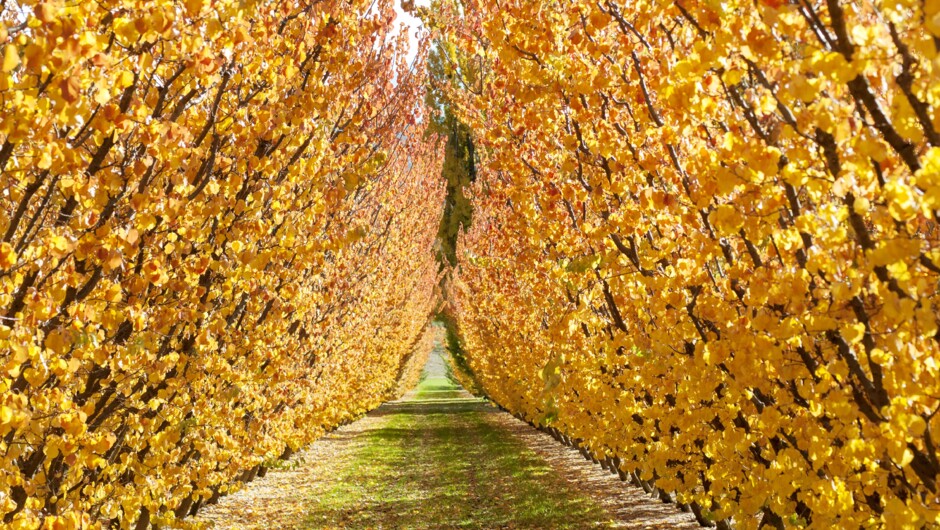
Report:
195,350,698,529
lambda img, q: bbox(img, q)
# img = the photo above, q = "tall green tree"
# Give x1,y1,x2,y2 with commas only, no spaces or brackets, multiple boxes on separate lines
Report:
436,117,475,268
422,14,477,269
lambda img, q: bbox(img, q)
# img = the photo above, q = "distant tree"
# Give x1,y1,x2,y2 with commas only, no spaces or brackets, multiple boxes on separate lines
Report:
423,14,477,270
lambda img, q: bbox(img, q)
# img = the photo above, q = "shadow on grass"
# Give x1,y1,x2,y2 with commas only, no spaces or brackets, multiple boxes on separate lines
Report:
369,399,492,417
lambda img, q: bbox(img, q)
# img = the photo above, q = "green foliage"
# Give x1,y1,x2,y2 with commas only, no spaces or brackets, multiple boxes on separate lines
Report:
436,120,475,268
424,30,476,269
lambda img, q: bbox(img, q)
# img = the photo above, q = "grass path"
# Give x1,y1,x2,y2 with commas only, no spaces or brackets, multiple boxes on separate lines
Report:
303,367,611,528
196,349,699,529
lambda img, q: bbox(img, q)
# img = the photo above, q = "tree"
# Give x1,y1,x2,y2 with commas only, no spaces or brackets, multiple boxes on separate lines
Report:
422,3,478,269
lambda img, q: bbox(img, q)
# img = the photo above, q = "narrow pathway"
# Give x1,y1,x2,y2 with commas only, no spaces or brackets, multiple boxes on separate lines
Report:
196,349,698,529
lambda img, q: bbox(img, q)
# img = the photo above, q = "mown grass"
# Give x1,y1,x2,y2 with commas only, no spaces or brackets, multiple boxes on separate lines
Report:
301,368,615,529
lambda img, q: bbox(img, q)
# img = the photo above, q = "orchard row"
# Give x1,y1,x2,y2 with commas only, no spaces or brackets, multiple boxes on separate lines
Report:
439,0,940,528
0,0,443,528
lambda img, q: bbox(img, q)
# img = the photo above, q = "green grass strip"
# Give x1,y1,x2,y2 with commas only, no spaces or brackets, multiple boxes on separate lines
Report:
302,372,615,529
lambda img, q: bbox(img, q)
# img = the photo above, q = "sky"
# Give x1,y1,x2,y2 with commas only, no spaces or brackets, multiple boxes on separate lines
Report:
393,0,429,65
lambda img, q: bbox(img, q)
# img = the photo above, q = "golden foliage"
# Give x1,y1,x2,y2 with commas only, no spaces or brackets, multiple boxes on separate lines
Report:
437,0,940,527
389,325,437,400
0,0,443,527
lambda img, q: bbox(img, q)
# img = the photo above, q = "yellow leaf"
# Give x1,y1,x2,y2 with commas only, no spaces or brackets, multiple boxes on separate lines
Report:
2,44,18,72
37,147,53,169
841,323,866,345
0,242,16,268
709,205,745,235
118,69,134,88
0,405,13,425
